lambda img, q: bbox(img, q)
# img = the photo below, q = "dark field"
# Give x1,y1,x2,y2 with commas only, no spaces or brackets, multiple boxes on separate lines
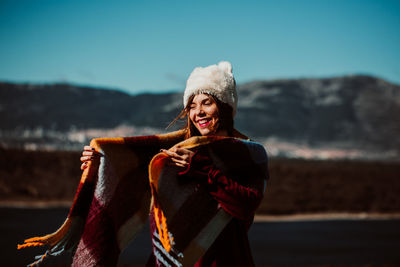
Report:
1,148,400,214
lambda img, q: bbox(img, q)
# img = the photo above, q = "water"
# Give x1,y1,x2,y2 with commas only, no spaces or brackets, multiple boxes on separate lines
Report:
3,207,400,266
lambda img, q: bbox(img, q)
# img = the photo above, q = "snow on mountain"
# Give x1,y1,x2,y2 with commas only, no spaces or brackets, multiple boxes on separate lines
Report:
1,75,399,160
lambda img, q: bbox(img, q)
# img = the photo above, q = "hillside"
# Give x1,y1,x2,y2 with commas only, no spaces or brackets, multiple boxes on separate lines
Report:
1,75,399,159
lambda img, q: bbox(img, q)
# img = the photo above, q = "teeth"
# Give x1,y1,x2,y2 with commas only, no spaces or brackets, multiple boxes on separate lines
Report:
198,119,209,124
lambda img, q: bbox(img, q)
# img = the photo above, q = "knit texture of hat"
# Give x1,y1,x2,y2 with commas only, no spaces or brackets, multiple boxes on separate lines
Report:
183,61,237,116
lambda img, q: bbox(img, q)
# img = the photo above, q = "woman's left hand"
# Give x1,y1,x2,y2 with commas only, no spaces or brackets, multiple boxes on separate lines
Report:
160,147,194,168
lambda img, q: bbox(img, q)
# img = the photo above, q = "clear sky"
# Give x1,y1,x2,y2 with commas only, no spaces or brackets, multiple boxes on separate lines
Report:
1,0,399,94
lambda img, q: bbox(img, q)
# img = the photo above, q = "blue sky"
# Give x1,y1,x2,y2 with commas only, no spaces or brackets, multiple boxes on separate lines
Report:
0,0,399,94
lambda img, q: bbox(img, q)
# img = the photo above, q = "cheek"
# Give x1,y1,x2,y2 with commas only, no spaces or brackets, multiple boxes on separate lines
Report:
189,110,196,123
207,107,219,121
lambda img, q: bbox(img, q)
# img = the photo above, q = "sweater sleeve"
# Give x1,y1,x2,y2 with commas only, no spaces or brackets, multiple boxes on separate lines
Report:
207,167,264,222
178,151,266,222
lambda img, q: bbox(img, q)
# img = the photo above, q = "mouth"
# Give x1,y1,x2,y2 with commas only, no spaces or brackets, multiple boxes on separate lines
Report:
197,118,212,128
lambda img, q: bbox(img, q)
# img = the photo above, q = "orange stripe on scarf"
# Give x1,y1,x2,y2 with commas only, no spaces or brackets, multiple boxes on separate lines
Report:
148,153,174,252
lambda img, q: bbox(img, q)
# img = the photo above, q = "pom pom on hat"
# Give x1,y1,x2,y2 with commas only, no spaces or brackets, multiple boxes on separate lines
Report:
183,61,238,116
217,61,233,73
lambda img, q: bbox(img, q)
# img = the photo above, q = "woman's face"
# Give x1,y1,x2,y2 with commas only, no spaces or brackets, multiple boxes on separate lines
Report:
189,94,221,136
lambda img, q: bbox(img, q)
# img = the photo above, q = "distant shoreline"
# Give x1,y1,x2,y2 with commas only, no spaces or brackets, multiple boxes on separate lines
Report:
0,200,73,208
254,212,400,222
2,201,400,222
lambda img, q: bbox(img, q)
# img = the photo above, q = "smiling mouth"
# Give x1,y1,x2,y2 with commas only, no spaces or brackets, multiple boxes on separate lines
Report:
197,118,211,128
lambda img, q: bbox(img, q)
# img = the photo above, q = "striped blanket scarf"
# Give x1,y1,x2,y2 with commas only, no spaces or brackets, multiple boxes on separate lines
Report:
18,130,268,266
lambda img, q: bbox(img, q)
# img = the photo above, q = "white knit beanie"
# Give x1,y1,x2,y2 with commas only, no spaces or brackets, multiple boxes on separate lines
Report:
183,61,238,116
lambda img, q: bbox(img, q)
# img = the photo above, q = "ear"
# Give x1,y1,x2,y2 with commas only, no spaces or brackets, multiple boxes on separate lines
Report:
218,61,233,74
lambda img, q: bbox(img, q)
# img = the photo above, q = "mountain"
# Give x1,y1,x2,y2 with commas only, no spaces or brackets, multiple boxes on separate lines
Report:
1,75,399,158
0,83,182,130
236,75,400,150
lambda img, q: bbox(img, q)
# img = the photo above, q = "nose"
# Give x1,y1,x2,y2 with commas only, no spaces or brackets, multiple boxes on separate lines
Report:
193,105,205,116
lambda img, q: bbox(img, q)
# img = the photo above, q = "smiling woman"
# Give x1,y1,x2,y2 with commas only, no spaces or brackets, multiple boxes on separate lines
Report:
19,61,268,267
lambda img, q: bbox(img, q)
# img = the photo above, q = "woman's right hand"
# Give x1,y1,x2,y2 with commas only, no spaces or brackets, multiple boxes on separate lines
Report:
80,146,100,170
160,147,194,168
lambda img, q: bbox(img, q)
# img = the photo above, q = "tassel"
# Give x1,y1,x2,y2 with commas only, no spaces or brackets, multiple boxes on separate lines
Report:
17,218,72,249
153,202,174,252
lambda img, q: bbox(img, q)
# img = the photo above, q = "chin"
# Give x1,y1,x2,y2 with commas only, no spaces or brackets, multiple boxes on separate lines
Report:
198,127,216,136
195,122,219,136
199,130,211,136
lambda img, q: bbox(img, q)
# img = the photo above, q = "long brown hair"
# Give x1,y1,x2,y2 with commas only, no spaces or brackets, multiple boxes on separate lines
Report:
168,94,234,139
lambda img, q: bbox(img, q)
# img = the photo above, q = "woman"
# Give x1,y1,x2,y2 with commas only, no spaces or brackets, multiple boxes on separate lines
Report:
19,61,268,267
80,61,268,266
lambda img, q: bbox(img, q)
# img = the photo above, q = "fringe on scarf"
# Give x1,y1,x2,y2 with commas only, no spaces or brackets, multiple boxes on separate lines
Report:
16,136,102,266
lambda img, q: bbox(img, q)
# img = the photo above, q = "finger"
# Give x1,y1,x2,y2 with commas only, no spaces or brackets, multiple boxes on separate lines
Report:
80,156,94,162
82,151,94,157
164,147,188,156
82,150,101,156
162,149,182,159
174,148,194,161
80,162,88,170
170,159,187,168
174,162,186,168
174,147,192,155
170,158,188,166
84,146,96,152
160,149,172,154
180,153,191,161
